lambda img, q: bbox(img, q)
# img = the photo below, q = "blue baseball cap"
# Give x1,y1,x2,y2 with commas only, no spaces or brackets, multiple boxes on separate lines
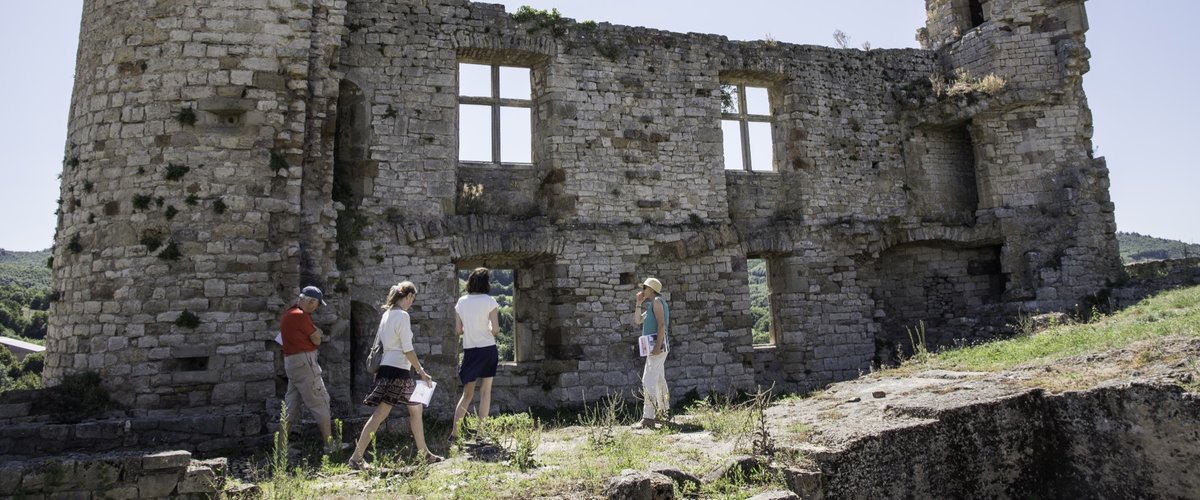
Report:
299,286,327,306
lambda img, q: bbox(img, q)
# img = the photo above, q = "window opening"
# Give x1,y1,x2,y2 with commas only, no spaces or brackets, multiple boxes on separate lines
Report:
171,356,209,372
458,63,532,164
457,268,517,362
721,83,774,171
748,258,776,346
968,0,985,28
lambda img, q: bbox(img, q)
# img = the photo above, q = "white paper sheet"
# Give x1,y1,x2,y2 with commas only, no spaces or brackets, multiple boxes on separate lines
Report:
410,380,436,406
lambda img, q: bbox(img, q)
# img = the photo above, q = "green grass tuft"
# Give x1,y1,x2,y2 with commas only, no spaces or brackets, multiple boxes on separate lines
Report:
914,285,1200,372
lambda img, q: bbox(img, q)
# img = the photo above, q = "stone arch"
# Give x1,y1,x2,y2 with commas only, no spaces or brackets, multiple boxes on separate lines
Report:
740,225,802,257
450,228,564,366
448,228,564,262
871,238,1007,367
870,225,1001,256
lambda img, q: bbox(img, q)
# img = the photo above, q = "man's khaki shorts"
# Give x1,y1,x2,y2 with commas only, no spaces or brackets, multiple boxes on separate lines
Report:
283,350,331,423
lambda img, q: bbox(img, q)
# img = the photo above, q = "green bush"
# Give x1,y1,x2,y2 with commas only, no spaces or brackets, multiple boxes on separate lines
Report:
31,371,119,422
0,350,43,393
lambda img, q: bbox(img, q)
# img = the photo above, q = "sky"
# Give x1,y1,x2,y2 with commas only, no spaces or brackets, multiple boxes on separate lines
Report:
1,1,1195,251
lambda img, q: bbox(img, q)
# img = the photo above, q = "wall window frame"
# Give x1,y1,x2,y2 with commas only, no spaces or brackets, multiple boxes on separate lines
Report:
457,62,533,164
967,0,986,28
747,256,780,347
457,267,519,363
721,81,776,172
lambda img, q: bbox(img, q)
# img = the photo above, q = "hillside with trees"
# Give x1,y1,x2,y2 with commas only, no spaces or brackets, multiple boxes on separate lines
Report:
0,249,52,289
0,249,51,392
1117,232,1200,263
0,249,52,345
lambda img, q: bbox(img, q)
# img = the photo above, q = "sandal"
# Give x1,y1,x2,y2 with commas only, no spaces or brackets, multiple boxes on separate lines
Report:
347,457,372,470
422,451,445,464
632,418,657,430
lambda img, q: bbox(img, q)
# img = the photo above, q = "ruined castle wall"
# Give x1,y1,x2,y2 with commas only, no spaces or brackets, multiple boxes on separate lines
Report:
49,0,1122,417
331,0,985,405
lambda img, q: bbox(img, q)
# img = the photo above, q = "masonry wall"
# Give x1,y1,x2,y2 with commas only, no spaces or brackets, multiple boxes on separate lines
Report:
47,0,1120,418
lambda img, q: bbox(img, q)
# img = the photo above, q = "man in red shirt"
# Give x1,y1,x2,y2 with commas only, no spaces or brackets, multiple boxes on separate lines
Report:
280,286,346,453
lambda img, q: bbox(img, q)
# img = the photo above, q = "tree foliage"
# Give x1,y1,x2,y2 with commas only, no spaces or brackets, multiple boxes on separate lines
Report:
747,259,772,344
0,249,52,289
0,350,43,393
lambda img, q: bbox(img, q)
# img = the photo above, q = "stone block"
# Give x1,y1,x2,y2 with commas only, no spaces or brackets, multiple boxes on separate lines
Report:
603,469,674,500
176,463,219,494
77,458,122,490
97,485,140,499
0,402,31,419
0,463,24,494
137,472,180,498
211,382,245,405
702,455,763,485
48,491,91,500
650,465,701,494
746,491,800,500
142,450,192,470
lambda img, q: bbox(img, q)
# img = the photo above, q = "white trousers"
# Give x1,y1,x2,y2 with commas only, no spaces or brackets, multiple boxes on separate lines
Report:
641,352,669,419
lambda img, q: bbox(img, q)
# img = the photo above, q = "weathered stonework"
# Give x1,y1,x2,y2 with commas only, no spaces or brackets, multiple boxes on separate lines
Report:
47,0,1120,418
0,450,225,498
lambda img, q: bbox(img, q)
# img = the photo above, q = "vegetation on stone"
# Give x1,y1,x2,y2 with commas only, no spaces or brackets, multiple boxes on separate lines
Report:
175,310,201,329
157,240,183,261
29,372,119,423
512,6,568,37
163,162,190,181
174,106,197,126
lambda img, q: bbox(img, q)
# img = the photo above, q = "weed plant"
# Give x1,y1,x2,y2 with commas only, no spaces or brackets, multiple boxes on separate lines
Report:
485,412,542,471
580,393,625,449
750,386,775,457
905,320,930,363
685,390,755,441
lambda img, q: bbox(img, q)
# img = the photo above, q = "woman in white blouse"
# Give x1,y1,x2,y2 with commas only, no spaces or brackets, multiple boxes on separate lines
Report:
348,281,443,468
450,267,501,441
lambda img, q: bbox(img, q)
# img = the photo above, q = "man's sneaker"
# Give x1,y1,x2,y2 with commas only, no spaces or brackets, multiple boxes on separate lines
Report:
324,441,352,454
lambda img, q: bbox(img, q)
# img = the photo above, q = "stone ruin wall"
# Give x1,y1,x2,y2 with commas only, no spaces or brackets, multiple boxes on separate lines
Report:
46,0,1120,418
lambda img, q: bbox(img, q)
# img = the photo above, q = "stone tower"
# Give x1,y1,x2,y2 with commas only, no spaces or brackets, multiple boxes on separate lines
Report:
48,0,349,413
48,0,1119,417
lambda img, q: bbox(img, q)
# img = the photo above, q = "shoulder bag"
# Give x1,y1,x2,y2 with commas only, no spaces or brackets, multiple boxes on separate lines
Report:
366,331,383,374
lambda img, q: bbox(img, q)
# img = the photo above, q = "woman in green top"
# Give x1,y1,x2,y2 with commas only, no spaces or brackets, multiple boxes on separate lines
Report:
633,277,669,429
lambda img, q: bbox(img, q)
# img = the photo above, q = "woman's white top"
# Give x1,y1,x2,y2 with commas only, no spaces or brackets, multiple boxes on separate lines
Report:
455,294,499,349
376,308,415,370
